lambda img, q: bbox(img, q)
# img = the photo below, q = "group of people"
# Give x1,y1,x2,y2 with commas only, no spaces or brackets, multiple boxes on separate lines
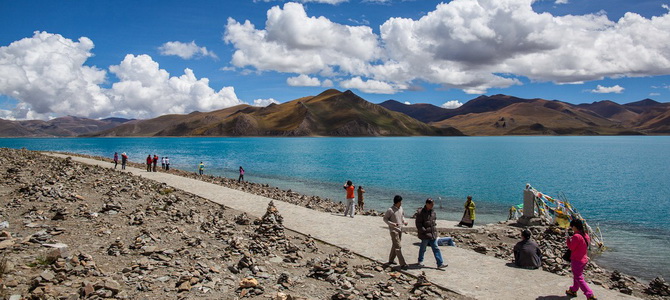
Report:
381,196,450,270
145,155,170,172
113,152,128,170
512,219,597,299
342,181,366,217
375,193,596,300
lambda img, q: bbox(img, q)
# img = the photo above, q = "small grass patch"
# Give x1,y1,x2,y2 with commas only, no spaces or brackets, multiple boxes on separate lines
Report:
158,188,174,195
26,255,54,268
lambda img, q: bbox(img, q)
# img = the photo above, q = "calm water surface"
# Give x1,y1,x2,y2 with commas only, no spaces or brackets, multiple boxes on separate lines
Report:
1,136,668,280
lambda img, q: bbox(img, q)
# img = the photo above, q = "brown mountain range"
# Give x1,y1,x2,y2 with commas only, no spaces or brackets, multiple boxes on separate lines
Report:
2,91,668,137
381,95,670,136
87,89,463,137
0,116,131,137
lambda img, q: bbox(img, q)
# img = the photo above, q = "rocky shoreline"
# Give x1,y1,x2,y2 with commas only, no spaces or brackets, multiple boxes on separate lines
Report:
2,148,667,299
71,151,670,299
0,148,466,299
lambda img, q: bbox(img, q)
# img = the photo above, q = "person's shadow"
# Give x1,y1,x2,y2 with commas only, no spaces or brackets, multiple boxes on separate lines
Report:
535,296,572,300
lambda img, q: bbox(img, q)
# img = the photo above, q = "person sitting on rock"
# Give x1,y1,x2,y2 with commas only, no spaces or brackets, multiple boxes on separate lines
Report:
513,229,542,269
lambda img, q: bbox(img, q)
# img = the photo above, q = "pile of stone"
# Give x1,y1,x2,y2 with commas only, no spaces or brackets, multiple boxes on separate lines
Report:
248,201,289,256
609,270,636,295
408,271,444,299
107,238,129,256
645,277,670,296
50,204,68,221
100,198,123,214
234,212,252,225
307,256,348,283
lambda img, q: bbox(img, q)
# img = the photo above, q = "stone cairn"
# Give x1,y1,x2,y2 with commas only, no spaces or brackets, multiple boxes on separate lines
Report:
248,201,287,256
645,276,670,297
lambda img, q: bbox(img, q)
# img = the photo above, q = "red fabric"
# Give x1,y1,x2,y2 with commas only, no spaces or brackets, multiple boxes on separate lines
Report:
146,157,152,164
345,185,355,199
566,232,590,264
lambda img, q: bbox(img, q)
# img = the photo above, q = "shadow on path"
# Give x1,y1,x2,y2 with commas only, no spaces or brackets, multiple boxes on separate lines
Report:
536,296,572,300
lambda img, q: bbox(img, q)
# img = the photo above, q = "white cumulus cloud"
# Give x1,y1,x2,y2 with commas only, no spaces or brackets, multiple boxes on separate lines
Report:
225,0,670,95
441,100,464,109
0,31,111,119
590,85,624,94
339,77,404,94
252,98,280,107
287,74,322,86
0,32,242,120
109,54,242,118
224,2,381,75
158,41,217,60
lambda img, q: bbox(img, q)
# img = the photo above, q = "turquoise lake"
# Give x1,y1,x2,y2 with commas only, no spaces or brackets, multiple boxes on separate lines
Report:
1,136,668,280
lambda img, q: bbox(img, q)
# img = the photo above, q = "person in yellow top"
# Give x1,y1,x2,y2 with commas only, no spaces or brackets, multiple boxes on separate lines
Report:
198,162,205,175
458,195,476,228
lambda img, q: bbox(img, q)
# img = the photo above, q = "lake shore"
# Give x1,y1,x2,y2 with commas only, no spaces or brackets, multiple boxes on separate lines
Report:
44,150,670,299
0,147,467,299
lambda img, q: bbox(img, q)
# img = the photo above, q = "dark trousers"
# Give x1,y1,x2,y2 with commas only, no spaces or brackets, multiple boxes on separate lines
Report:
238,174,244,182
166,164,169,170
458,221,474,228
114,161,118,169
147,164,151,172
152,163,157,172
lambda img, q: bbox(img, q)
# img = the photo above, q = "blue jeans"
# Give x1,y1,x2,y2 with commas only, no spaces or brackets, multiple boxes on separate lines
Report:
418,239,443,266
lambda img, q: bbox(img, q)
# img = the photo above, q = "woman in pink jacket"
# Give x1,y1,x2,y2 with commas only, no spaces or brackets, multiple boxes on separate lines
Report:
565,219,597,300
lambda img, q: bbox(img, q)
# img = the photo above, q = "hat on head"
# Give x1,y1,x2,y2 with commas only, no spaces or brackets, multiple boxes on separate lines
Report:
425,198,434,204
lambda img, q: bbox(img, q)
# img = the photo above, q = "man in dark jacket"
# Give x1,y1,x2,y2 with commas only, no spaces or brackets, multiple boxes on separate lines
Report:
415,198,446,269
513,229,542,269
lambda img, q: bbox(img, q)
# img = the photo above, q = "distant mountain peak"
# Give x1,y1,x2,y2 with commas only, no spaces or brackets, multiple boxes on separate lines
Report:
625,99,660,107
317,89,342,97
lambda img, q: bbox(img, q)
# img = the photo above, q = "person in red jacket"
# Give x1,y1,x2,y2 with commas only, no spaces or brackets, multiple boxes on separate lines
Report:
343,180,355,218
146,155,152,172
565,219,597,300
152,155,158,172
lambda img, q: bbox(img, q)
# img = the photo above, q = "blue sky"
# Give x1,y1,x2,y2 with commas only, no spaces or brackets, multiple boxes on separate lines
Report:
0,0,669,119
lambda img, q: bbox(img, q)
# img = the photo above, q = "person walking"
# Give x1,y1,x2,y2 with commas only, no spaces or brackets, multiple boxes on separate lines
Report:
513,229,542,269
165,157,170,171
458,195,476,228
415,198,446,269
383,195,408,270
198,161,205,175
121,152,127,170
146,155,152,172
238,166,245,182
357,186,365,212
343,181,355,218
565,219,598,300
113,152,118,169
